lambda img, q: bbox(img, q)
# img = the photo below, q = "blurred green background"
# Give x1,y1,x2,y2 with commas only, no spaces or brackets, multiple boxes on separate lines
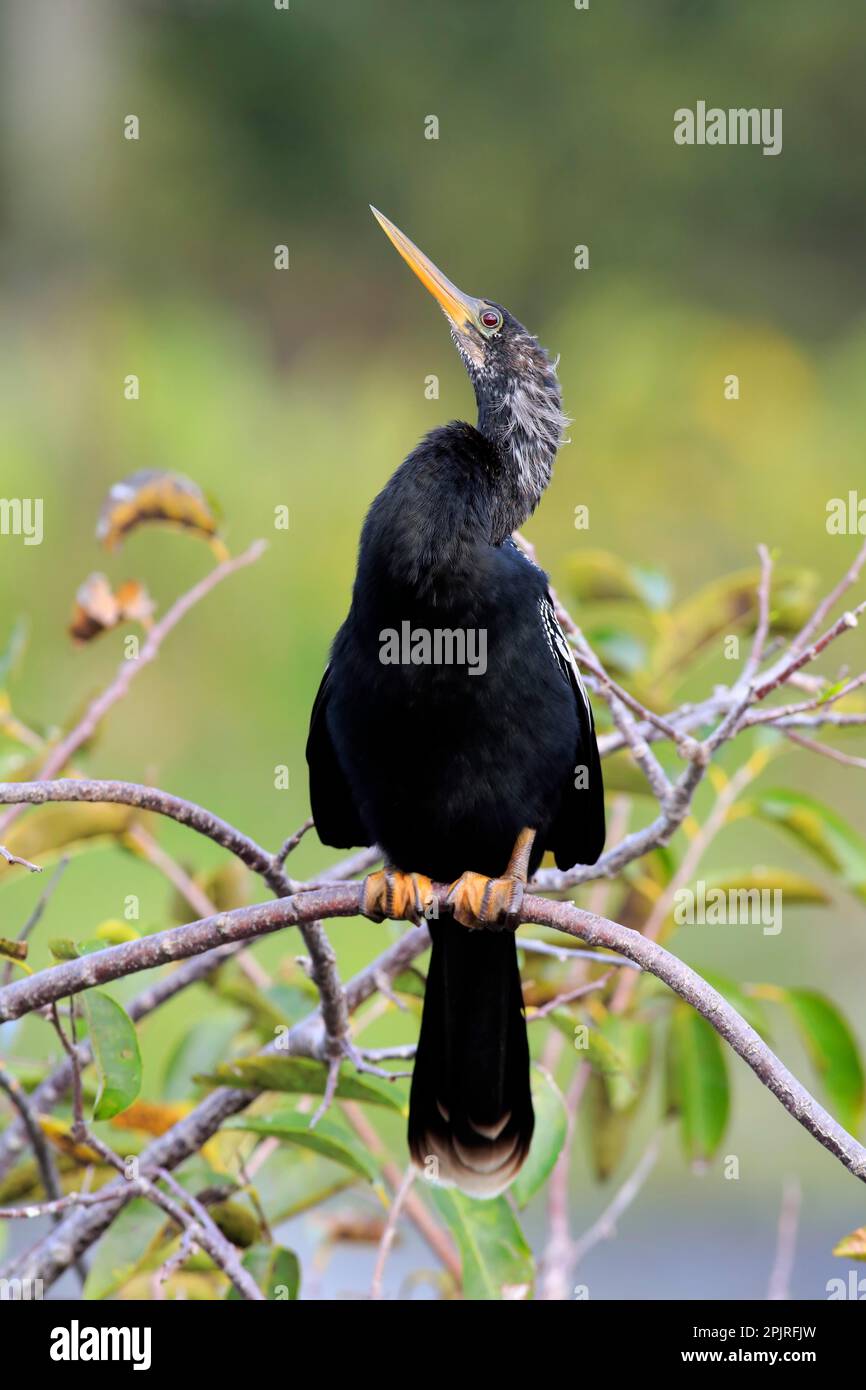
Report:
1,0,865,1298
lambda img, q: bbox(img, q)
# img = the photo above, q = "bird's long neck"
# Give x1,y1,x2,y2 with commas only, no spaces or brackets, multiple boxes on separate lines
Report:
474,362,566,543
359,352,567,600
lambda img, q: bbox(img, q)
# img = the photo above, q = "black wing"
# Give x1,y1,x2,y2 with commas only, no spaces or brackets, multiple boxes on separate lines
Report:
537,592,606,868
305,666,369,850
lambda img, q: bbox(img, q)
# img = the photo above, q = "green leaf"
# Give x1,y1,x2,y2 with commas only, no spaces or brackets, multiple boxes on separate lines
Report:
48,938,80,961
666,1004,730,1163
2,803,138,869
163,1015,245,1100
575,1018,652,1181
582,1071,639,1181
82,991,142,1121
650,567,816,681
207,970,314,1034
777,989,865,1134
250,1145,355,1221
588,628,647,676
430,1188,534,1300
629,564,673,611
226,1243,300,1300
207,1197,260,1248
83,1198,166,1300
599,749,659,798
598,1017,652,1111
697,868,830,909
224,1109,381,1183
390,967,427,999
743,790,866,903
512,1066,568,1208
561,1016,651,1107
197,1055,406,1113
92,920,141,945
567,550,654,604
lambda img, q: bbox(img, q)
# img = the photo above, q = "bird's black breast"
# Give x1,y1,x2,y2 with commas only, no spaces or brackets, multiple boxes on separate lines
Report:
307,424,602,880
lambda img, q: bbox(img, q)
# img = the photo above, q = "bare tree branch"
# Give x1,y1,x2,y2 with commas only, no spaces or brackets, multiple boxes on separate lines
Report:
0,777,353,1072
4,864,865,1289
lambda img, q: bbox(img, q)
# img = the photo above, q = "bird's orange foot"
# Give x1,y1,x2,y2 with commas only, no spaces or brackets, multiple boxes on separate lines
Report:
361,868,434,923
445,871,525,931
445,827,537,932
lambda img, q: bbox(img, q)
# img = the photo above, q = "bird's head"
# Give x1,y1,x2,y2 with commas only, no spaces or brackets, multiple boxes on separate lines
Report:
372,207,569,531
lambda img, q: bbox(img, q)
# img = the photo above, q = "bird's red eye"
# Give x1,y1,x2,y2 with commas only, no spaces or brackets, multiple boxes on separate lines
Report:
480,309,501,330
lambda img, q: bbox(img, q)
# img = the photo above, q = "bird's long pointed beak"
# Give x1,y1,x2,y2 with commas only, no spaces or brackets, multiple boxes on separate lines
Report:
370,206,481,332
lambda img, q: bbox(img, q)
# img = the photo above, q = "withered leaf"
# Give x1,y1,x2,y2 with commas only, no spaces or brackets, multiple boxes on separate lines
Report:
96,470,226,556
2,802,140,867
69,574,155,645
108,1099,191,1137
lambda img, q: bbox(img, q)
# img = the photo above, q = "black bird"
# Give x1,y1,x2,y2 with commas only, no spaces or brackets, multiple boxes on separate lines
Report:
307,209,605,1197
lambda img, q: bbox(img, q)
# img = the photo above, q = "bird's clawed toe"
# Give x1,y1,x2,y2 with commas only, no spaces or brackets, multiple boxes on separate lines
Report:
445,871,525,932
445,827,536,931
361,867,434,923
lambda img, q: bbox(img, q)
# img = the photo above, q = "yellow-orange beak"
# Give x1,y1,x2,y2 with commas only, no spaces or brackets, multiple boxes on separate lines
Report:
371,206,481,332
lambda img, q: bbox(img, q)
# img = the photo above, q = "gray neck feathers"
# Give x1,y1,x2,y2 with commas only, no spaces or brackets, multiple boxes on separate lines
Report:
478,356,569,541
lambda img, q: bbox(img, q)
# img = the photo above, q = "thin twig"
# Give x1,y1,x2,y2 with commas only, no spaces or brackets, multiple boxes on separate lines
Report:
517,938,641,969
0,1063,64,1215
0,845,42,873
370,1165,416,1300
766,1177,802,1302
342,1101,460,1284
274,818,315,869
787,536,866,656
782,729,866,771
2,857,69,986
527,972,613,1021
742,543,774,684
569,1131,662,1271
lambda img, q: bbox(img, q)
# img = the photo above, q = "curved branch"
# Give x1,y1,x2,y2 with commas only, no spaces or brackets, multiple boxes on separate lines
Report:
1,884,864,1190
0,777,353,1063
0,779,279,879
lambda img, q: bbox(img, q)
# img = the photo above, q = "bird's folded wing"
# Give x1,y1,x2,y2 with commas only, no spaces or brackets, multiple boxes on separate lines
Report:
305,665,370,849
538,589,606,868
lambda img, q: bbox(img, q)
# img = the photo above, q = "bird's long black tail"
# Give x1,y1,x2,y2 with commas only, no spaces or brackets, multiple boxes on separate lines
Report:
408,920,534,1198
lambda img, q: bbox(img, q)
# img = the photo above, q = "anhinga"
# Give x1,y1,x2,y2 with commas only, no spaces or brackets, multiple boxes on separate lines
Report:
307,209,605,1197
